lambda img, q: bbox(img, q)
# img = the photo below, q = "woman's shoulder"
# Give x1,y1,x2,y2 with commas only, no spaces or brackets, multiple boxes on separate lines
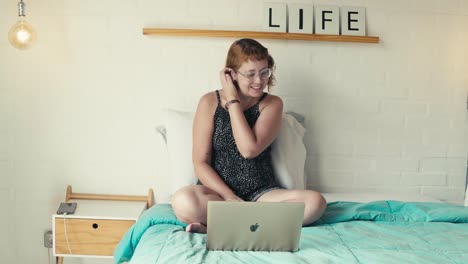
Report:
264,93,282,103
197,90,219,112
259,93,283,111
198,90,218,104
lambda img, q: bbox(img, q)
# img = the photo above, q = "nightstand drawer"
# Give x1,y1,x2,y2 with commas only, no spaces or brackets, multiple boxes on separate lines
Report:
54,218,134,256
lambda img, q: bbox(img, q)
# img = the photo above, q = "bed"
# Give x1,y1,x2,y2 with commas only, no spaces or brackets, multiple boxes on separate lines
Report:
115,110,468,263
114,194,468,264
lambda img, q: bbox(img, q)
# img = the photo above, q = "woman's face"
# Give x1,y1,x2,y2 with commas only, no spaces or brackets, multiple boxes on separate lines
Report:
233,59,269,98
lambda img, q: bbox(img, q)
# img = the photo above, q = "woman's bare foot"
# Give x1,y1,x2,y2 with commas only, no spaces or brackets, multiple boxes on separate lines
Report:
185,222,207,234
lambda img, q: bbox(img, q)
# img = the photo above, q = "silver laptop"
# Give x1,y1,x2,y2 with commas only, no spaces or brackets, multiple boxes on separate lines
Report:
207,201,304,252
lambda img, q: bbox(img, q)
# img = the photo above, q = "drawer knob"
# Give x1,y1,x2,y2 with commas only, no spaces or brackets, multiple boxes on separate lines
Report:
92,223,99,229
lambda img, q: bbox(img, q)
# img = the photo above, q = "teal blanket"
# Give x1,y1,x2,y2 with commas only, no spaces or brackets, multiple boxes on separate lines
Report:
114,201,468,264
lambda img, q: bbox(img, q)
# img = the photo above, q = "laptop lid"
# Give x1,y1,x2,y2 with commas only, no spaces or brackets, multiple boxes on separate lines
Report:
207,201,304,252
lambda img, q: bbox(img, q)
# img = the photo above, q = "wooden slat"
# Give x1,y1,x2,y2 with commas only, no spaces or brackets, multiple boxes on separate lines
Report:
65,185,155,208
143,28,379,43
69,193,148,202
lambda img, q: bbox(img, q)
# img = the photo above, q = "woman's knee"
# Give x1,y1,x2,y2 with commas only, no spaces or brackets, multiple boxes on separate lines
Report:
171,186,200,220
303,191,327,221
309,191,326,205
171,185,222,223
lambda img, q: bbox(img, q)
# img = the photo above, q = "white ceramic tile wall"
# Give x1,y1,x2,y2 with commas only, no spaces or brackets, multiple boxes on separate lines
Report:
1,0,468,263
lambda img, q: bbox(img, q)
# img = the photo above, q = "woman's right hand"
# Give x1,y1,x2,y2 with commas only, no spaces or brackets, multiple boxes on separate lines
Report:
219,68,239,100
222,193,244,202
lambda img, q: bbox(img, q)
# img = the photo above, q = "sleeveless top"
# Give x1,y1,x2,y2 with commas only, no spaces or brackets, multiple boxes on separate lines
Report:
204,90,282,201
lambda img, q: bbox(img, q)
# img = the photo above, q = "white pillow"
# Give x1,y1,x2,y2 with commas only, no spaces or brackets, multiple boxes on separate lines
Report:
162,109,197,199
271,114,306,189
465,187,468,207
158,109,307,200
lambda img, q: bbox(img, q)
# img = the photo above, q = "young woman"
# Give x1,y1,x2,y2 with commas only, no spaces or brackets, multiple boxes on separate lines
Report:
172,38,326,233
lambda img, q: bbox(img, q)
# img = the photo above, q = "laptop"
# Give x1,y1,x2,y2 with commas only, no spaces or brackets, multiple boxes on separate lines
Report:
207,201,304,252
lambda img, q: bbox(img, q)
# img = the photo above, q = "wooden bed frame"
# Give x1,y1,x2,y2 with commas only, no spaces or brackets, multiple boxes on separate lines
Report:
64,185,155,208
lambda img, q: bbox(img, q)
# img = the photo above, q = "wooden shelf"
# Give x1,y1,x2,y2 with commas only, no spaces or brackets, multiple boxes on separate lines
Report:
143,28,379,44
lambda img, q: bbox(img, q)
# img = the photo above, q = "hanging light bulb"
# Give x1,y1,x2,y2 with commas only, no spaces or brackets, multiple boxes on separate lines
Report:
8,0,36,50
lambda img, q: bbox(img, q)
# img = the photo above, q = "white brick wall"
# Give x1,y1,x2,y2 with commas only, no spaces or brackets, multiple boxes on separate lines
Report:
0,188,14,264
0,0,467,263
401,173,447,186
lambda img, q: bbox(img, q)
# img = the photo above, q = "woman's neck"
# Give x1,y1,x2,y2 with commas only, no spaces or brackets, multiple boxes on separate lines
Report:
237,93,256,110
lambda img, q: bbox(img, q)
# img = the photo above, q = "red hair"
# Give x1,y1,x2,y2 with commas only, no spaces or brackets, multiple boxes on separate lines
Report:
225,39,276,88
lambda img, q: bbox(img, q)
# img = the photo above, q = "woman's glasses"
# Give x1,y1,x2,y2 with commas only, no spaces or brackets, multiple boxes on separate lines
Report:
236,68,272,81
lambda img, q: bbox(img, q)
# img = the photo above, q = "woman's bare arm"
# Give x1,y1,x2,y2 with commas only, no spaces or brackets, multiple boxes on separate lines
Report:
220,68,284,159
228,95,283,159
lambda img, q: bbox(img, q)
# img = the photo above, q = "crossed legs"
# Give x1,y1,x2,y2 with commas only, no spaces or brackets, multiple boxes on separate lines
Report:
171,185,327,233
256,189,327,226
171,185,223,233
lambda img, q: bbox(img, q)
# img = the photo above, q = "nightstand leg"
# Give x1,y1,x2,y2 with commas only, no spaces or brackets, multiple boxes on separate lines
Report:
57,256,63,264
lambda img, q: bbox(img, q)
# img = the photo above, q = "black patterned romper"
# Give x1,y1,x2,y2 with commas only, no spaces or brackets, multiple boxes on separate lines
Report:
199,90,283,201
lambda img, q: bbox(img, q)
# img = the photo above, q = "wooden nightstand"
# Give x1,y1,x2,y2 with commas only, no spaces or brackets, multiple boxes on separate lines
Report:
52,186,154,264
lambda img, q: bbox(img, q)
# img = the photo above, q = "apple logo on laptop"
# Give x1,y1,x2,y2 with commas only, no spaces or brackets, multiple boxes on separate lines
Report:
250,223,259,232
